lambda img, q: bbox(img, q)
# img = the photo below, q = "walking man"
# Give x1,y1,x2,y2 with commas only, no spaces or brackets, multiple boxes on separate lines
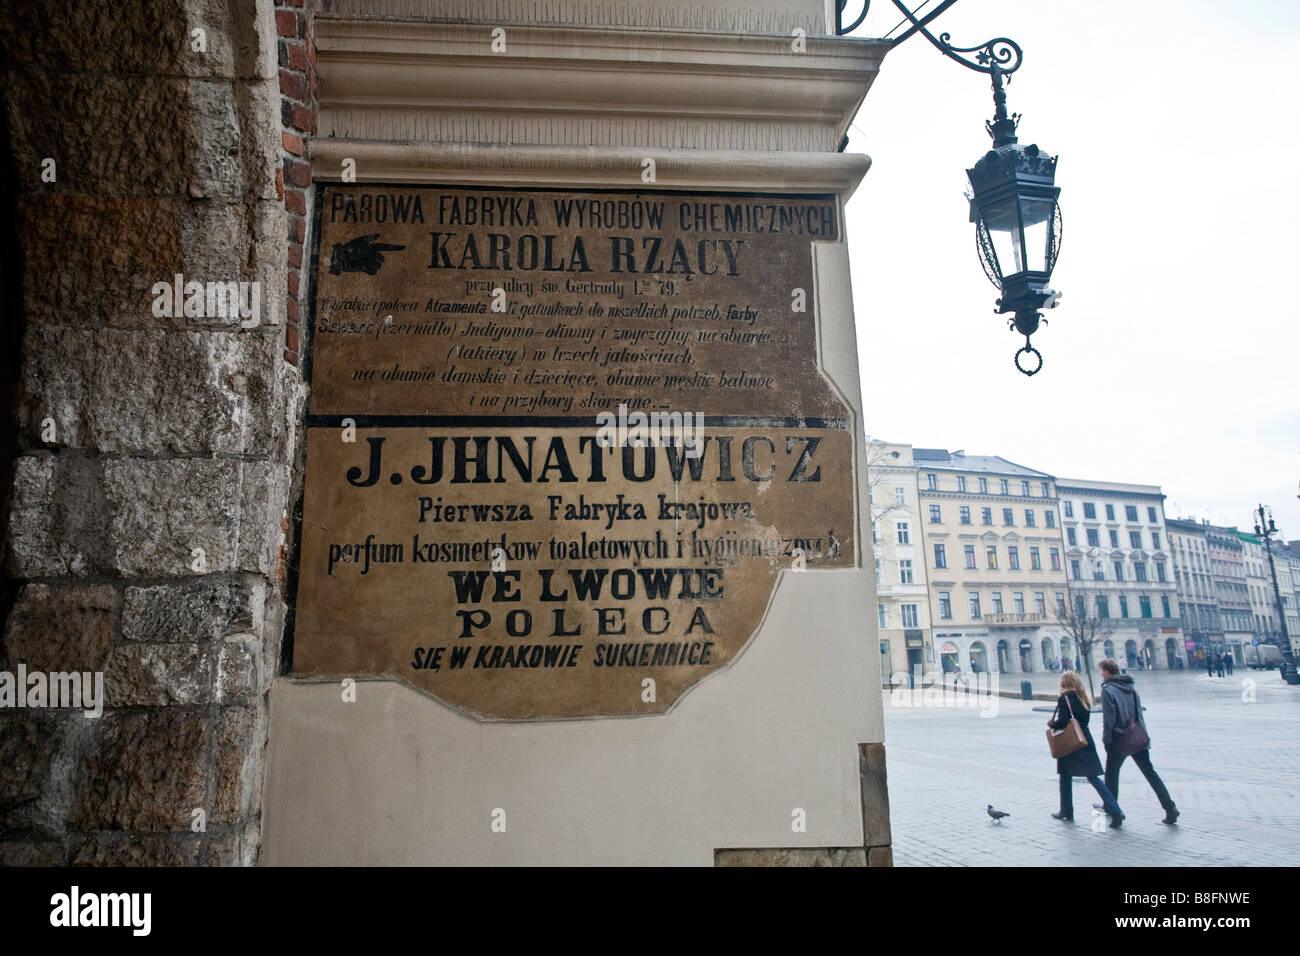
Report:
1098,658,1179,825
1225,654,1234,676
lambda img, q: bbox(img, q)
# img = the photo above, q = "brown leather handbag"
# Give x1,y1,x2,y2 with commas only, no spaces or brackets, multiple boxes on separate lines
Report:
1047,697,1087,758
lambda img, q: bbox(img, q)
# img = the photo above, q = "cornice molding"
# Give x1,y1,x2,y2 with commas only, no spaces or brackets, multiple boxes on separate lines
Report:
314,17,886,156
309,141,873,195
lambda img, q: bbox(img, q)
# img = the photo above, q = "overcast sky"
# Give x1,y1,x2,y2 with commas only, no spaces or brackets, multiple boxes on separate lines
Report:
844,0,1300,539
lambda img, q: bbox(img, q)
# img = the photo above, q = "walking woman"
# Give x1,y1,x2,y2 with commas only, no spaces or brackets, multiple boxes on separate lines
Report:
1049,672,1125,828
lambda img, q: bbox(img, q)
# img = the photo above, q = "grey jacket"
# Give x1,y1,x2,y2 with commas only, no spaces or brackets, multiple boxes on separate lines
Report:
1100,675,1147,747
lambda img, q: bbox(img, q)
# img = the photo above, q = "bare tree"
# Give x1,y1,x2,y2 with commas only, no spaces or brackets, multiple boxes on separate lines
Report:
1055,595,1111,701
865,439,908,535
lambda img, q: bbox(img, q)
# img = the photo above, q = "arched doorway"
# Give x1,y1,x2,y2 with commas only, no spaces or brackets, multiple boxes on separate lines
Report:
1165,637,1178,669
996,639,1010,674
1059,638,1074,671
1143,639,1156,670
1103,639,1115,659
1125,639,1138,669
1041,637,1056,671
970,641,988,674
1019,638,1033,672
940,641,959,674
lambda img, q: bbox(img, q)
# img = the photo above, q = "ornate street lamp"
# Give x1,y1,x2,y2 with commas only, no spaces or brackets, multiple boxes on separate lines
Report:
837,2,1064,375
966,56,1062,375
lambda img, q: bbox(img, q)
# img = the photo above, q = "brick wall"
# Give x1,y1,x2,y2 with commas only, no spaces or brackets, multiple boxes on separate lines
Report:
275,0,322,367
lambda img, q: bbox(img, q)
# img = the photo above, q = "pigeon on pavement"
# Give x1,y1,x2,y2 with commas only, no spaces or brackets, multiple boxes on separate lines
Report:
987,804,1011,823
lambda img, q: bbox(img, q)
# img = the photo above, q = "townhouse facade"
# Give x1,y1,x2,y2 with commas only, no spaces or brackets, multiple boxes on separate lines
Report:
1205,524,1253,666
868,442,933,684
1055,479,1186,670
914,449,1071,677
1239,532,1279,646
1167,518,1222,667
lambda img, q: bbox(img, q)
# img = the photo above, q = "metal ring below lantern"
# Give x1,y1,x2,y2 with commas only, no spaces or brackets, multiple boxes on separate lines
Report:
1014,341,1042,376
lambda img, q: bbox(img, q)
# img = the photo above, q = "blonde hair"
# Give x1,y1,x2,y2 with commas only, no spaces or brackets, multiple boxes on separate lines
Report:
1059,671,1090,708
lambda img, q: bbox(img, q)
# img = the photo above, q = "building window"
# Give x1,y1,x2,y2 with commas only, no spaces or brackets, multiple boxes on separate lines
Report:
1097,596,1109,618
1003,508,1015,526
1134,562,1148,582
1156,563,1166,583
1030,547,1042,570
981,507,993,525
878,603,887,628
1129,531,1142,549
969,593,982,619
1013,592,1025,615
1140,595,1152,618
1148,506,1158,523
926,473,937,490
899,560,914,584
875,558,881,584
1125,505,1138,522
1050,548,1061,571
959,506,971,525
1067,527,1077,546
1070,559,1082,580
872,523,879,544
929,504,942,523
1105,504,1115,520
1009,547,1021,570
1094,564,1105,581
1161,596,1171,617
991,593,1004,614
1109,530,1119,548
1021,480,1031,496
1041,481,1050,498
964,545,976,569
999,479,1009,495
1045,510,1056,528
939,592,952,619
934,544,947,569
894,487,906,506
902,604,919,628
1113,561,1124,581
1056,592,1067,615
1083,502,1096,519
897,522,910,544
1063,501,1074,518
1151,532,1160,550
1035,592,1046,615
978,477,988,493
1075,595,1086,618
1086,529,1100,547
986,547,999,570
1119,595,1129,618
1025,509,1036,527
957,476,967,492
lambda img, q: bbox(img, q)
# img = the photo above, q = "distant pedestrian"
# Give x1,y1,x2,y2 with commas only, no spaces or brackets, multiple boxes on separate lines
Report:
1099,659,1179,825
1225,655,1234,675
1216,654,1225,678
1049,671,1124,827
1206,653,1214,677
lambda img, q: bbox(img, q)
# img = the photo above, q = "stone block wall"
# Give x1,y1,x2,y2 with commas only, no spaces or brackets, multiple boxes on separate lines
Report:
0,0,299,865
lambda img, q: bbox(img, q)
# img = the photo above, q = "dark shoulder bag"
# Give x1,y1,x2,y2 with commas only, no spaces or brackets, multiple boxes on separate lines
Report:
1112,691,1150,757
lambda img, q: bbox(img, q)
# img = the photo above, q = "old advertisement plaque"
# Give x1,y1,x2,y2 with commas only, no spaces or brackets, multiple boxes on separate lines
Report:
293,184,859,719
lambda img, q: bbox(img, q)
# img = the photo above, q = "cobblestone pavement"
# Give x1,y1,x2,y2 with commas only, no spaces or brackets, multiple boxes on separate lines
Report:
883,668,1300,866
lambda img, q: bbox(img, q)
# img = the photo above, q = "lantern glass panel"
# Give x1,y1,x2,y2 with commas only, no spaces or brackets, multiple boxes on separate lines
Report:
980,195,1021,280
1019,197,1056,274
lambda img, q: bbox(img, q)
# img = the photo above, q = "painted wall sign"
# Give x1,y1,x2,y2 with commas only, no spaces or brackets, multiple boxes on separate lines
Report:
292,184,859,719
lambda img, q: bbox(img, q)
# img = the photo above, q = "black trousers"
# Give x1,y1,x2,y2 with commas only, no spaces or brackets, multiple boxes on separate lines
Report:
1105,746,1174,811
